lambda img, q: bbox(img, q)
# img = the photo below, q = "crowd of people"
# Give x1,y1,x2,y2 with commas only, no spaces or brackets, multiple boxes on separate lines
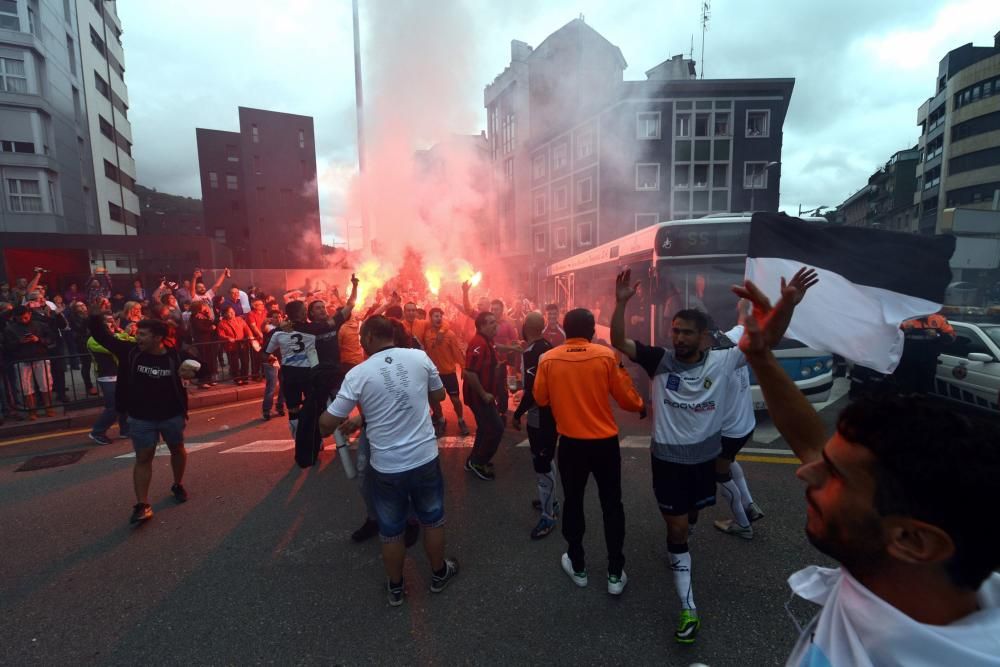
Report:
4,262,998,663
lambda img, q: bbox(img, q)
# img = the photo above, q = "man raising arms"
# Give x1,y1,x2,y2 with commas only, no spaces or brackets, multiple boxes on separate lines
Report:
733,273,1000,666
422,307,470,437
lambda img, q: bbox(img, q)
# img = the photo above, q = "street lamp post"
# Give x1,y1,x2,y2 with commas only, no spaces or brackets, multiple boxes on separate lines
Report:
749,161,779,213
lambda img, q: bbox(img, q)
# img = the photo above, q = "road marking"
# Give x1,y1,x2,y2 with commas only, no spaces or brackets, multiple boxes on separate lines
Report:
0,398,266,448
742,447,794,455
221,439,295,454
736,454,800,465
437,436,474,448
114,442,224,459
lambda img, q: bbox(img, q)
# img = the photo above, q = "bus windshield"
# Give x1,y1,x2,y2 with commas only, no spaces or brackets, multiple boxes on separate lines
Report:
653,258,746,346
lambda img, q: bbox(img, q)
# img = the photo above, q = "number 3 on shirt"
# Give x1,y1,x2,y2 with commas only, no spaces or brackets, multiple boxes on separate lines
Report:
290,333,305,353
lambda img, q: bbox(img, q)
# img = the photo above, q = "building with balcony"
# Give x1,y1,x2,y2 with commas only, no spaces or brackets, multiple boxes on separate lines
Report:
835,146,919,231
915,31,1000,234
483,19,793,293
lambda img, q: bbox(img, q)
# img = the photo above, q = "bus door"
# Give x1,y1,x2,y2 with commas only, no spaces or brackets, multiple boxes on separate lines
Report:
555,273,575,310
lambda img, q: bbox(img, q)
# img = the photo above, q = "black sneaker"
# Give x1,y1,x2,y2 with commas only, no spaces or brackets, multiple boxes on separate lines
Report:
430,558,459,593
262,411,271,421
404,521,420,548
532,499,560,517
130,503,153,523
386,579,404,607
465,458,495,481
171,483,189,503
89,432,112,446
351,518,379,543
276,408,286,417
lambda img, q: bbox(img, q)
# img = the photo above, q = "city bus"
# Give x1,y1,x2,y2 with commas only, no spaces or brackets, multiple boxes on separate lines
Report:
541,214,834,409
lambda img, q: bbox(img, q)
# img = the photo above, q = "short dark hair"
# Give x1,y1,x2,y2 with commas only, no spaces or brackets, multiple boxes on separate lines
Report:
160,294,173,305
563,308,595,340
491,299,505,309
672,309,709,332
404,301,417,309
475,311,495,332
385,305,403,319
360,315,396,344
137,319,169,339
837,395,1000,589
429,307,443,318
545,303,559,312
285,300,306,320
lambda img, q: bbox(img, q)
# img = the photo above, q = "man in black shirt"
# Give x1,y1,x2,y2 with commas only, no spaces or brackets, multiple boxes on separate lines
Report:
512,312,559,540
89,303,197,524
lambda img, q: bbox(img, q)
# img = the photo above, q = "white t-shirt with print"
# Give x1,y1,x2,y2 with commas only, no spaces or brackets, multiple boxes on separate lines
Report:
786,566,1000,667
328,347,444,474
722,325,756,438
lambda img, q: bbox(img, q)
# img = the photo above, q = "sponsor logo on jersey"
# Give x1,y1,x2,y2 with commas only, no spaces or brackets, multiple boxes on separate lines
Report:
663,399,717,412
703,377,712,389
666,374,681,390
385,356,393,364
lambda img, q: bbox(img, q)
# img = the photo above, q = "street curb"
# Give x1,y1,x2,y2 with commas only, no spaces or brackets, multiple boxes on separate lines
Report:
0,383,265,440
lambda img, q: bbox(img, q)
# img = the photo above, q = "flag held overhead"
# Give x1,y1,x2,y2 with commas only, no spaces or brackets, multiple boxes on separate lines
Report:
744,213,956,374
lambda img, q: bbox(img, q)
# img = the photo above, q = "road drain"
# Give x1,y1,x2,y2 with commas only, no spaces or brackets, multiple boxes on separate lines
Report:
16,451,87,472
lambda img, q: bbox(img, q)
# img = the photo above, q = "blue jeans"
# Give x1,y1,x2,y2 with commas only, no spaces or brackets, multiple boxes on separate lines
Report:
91,379,128,437
262,364,284,413
372,457,445,541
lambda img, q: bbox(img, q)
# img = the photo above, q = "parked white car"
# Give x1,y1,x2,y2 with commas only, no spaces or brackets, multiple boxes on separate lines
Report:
934,321,1000,413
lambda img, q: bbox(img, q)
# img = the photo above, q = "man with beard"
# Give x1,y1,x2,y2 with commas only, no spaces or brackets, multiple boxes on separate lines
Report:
611,268,813,645
190,268,228,320
733,274,1000,666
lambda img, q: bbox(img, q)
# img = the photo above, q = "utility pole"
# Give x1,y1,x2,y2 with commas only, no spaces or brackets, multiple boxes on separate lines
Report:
352,0,370,253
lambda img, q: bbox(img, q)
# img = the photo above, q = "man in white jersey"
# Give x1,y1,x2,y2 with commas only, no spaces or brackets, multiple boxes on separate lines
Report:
265,300,315,437
713,301,763,540
611,269,799,645
319,316,459,607
732,271,1000,667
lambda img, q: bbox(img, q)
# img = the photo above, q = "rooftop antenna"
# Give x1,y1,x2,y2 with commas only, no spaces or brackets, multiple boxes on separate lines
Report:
689,34,694,59
700,0,710,79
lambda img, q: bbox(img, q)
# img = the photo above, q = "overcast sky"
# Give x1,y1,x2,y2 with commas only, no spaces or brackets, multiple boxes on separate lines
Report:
119,0,1000,242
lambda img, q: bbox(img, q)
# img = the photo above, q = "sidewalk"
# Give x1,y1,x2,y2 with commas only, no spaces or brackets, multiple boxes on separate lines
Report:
0,381,266,441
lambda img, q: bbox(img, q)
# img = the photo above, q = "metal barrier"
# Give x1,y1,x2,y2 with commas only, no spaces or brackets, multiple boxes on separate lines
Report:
0,338,266,421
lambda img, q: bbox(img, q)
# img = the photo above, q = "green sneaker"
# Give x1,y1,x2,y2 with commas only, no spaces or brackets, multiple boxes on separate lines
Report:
675,609,700,644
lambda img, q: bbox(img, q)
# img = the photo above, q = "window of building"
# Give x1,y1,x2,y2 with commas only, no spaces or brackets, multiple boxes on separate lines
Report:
231,200,240,213
534,191,547,217
534,231,546,252
0,0,21,31
693,164,709,188
89,26,105,56
577,222,593,246
7,178,42,212
225,174,238,190
104,159,118,182
714,112,730,137
636,163,660,191
94,70,109,99
554,226,568,249
532,153,547,180
712,163,729,188
501,113,516,154
66,36,76,75
553,143,568,170
251,124,259,143
744,162,769,189
62,0,71,22
0,56,28,93
298,129,305,149
635,212,658,229
26,4,35,35
253,155,261,175
0,140,34,153
214,228,227,244
746,110,770,138
98,115,114,140
553,184,568,211
108,201,123,221
226,144,239,162
695,113,710,137
208,171,218,189
675,114,691,137
576,129,594,159
48,180,58,214
637,112,661,140
504,157,514,185
673,164,689,188
576,176,593,204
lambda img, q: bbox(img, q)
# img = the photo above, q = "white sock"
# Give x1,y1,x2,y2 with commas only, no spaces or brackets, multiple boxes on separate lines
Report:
720,479,750,528
731,462,754,506
289,418,298,438
668,547,695,610
537,470,556,519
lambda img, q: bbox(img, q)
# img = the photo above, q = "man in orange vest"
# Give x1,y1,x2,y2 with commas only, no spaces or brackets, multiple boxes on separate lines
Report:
898,311,956,394
422,307,470,436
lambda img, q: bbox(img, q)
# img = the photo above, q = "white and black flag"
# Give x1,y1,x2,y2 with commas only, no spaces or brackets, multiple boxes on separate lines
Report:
745,213,956,374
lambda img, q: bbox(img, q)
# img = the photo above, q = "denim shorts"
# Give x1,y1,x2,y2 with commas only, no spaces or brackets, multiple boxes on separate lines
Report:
372,456,445,541
128,414,186,451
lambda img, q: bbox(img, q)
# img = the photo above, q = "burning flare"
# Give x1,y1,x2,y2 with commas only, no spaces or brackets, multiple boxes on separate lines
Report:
424,267,442,295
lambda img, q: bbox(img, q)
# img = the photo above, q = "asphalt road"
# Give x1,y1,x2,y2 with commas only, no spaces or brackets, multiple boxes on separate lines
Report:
0,386,849,667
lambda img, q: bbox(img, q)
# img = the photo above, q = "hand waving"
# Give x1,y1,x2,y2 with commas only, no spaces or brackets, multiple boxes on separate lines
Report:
615,269,639,304
731,266,818,352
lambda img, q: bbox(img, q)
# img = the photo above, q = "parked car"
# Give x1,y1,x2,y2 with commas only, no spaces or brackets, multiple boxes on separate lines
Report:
933,321,1000,414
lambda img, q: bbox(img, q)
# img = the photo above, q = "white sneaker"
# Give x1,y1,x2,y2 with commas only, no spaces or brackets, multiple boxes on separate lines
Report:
560,553,588,587
714,518,753,540
608,570,628,595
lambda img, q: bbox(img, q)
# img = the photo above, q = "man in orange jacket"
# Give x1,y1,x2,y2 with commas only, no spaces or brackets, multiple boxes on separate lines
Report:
534,308,644,597
423,307,470,436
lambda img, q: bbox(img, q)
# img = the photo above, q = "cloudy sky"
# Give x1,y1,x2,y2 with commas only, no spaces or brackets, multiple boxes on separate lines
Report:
119,0,1000,243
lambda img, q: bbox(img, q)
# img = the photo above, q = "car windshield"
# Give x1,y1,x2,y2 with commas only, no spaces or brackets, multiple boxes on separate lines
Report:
980,325,1000,349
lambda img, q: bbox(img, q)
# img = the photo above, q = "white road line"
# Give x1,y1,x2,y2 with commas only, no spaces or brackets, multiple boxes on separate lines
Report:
437,436,474,449
741,447,794,456
114,442,224,459
220,439,294,454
